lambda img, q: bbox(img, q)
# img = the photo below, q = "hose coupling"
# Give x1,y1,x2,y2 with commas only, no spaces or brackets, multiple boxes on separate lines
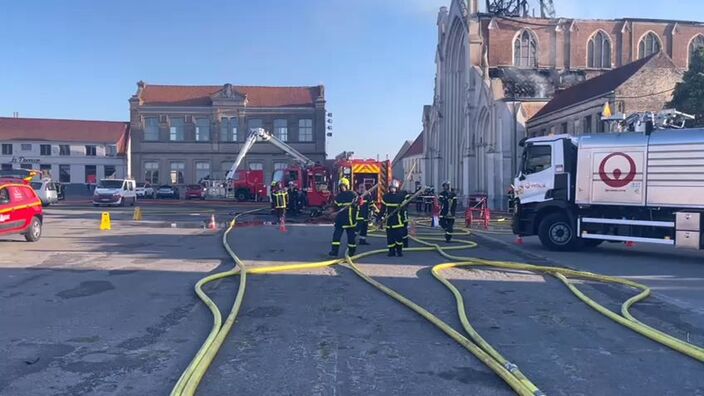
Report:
504,362,519,372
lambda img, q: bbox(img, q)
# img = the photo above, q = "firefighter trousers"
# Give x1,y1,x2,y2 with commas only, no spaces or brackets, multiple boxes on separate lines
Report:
386,227,404,255
401,222,409,247
440,217,454,241
330,226,356,256
356,220,369,242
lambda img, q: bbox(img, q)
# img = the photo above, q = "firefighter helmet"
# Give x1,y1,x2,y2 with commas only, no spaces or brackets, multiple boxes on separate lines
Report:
339,178,350,189
442,181,451,189
390,179,400,191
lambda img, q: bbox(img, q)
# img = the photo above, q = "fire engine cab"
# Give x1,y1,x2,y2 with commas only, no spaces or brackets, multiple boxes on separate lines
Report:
0,172,44,242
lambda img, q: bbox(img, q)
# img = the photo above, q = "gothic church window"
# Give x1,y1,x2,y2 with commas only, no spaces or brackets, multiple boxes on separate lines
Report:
514,30,537,68
638,32,661,59
689,35,704,67
588,31,611,68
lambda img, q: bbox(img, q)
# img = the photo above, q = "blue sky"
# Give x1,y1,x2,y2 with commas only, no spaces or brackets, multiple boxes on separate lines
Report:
1,0,703,158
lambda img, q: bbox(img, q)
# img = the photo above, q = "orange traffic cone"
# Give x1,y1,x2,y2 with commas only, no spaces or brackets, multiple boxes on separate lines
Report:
279,217,288,233
209,214,217,230
515,236,524,245
625,241,635,248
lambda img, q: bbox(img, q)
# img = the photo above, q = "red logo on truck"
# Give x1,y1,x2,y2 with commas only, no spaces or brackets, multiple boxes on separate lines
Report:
598,152,636,188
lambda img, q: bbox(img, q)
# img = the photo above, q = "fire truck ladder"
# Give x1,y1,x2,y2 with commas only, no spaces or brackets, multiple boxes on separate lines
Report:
226,128,316,180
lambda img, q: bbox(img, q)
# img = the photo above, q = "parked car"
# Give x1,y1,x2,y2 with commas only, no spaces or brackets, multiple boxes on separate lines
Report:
185,184,206,200
136,182,156,199
30,179,59,207
156,185,179,199
92,179,137,207
0,177,43,242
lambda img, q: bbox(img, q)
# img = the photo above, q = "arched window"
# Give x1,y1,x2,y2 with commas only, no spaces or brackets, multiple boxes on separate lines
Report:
588,31,611,69
689,35,704,66
514,30,537,68
638,32,661,58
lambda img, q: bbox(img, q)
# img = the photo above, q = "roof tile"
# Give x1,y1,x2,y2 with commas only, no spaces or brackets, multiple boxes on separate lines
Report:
140,84,323,107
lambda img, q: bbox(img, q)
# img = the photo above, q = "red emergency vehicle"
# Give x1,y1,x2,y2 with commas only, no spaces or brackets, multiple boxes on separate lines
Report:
230,169,267,201
0,174,44,242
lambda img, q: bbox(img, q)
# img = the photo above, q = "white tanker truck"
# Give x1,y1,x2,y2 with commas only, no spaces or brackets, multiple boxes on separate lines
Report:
512,128,704,251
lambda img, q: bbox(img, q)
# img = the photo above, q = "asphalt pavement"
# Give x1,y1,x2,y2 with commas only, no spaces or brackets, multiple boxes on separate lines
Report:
1,204,702,395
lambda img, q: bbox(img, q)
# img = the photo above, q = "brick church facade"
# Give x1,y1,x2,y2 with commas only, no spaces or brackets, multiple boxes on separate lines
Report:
421,0,704,210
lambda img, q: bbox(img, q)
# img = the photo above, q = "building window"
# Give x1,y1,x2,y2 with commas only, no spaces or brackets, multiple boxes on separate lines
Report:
195,161,210,182
195,118,211,142
85,165,97,184
20,164,33,170
638,32,661,59
59,164,71,183
104,165,116,178
144,117,159,141
169,117,185,141
40,144,52,156
85,145,97,156
220,117,238,142
689,35,704,67
1,164,12,171
39,164,52,178
106,145,117,156
221,161,234,178
248,161,263,171
588,31,611,69
247,118,263,133
273,119,288,141
514,29,537,68
299,119,313,142
1,144,12,155
144,161,159,184
21,144,32,151
274,161,289,171
583,115,593,134
170,161,185,184
596,113,605,132
560,122,568,134
59,145,71,156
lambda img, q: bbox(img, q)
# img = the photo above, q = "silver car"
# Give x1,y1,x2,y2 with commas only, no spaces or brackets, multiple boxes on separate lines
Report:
30,179,59,206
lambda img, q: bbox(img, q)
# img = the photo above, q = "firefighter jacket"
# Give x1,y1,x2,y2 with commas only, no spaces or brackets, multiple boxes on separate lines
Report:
439,190,457,218
334,190,358,228
381,191,405,229
356,196,378,221
273,189,289,209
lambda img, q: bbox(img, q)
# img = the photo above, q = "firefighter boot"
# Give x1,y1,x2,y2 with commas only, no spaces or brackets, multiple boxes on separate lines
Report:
403,237,409,248
328,247,339,257
388,247,396,257
396,245,403,257
348,246,356,256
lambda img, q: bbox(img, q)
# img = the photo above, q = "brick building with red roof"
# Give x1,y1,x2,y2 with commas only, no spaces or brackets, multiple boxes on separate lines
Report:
128,81,327,187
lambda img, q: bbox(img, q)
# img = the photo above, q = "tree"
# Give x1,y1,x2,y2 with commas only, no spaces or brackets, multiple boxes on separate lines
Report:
668,48,704,127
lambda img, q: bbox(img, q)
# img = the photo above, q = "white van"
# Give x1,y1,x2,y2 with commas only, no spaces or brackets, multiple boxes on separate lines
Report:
30,179,59,206
92,179,137,207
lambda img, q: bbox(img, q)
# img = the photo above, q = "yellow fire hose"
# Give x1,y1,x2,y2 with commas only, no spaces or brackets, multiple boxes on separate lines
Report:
171,212,703,396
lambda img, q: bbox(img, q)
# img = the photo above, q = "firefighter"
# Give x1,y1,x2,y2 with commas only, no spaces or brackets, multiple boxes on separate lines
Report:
439,181,457,242
355,184,377,246
328,178,358,257
380,179,405,256
273,182,288,222
269,181,278,211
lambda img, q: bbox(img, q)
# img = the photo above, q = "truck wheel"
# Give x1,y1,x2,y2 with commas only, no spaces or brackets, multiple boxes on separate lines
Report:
236,190,249,202
24,217,42,242
538,213,579,251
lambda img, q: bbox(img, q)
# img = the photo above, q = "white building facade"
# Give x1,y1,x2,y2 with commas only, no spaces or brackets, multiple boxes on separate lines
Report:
0,117,129,184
